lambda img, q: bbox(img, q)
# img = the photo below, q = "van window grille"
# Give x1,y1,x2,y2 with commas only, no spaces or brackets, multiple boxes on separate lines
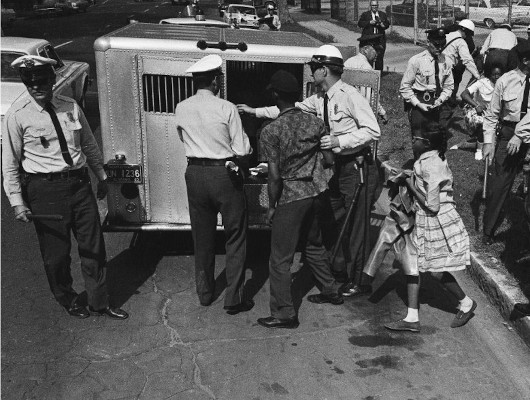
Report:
142,74,194,114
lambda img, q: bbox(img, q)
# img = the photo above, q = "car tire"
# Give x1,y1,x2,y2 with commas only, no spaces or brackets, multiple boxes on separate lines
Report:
484,18,495,28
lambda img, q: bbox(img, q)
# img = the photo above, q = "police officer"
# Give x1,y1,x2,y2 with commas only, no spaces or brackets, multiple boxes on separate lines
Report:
344,33,389,124
482,42,530,245
174,55,254,314
441,19,481,128
258,4,281,31
237,45,381,299
400,28,454,144
2,55,128,320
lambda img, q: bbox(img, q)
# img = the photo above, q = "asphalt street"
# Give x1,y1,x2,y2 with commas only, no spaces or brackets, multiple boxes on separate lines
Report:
2,2,530,399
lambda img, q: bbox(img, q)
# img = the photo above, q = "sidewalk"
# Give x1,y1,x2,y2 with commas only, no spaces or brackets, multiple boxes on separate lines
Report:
289,6,530,348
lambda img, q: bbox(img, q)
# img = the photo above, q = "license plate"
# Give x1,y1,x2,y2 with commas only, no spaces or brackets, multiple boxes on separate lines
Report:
104,164,143,184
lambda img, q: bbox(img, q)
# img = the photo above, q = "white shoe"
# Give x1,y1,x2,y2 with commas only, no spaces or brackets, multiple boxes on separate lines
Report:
475,149,483,161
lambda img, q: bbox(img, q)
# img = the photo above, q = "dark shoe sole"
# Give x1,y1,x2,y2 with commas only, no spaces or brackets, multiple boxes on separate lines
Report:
384,320,421,332
451,300,477,328
257,320,299,329
307,294,344,305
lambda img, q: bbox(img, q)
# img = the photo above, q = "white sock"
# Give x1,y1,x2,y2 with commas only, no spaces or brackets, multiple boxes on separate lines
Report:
403,308,419,323
459,296,473,313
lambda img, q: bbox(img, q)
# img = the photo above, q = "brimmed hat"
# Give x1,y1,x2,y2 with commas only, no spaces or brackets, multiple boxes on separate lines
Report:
186,54,223,75
499,22,512,30
267,70,299,94
426,28,446,45
308,45,344,68
358,33,383,47
11,55,56,85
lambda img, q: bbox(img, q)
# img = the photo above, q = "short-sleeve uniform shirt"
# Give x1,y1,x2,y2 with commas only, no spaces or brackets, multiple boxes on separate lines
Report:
260,108,331,205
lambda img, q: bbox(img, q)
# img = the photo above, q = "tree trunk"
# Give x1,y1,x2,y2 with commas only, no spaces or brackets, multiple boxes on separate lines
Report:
277,0,293,23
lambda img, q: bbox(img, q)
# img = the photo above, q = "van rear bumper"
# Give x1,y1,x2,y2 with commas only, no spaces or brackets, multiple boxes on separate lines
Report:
102,220,269,232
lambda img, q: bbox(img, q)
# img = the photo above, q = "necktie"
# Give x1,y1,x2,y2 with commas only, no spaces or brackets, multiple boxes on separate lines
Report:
44,103,73,166
521,76,529,121
323,94,330,132
434,56,441,97
373,13,377,34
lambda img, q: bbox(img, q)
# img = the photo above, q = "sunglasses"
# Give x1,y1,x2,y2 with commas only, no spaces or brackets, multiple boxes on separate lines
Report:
24,77,54,87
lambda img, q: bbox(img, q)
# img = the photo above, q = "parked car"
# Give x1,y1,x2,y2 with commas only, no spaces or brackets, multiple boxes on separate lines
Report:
56,0,90,13
33,0,62,16
222,4,259,28
1,37,90,121
219,0,274,17
458,0,528,27
513,0,530,24
160,17,231,27
1,6,16,31
386,0,461,27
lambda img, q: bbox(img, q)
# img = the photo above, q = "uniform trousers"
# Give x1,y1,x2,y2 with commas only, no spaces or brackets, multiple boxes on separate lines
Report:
408,105,441,138
269,193,339,320
484,124,528,237
185,165,247,307
374,40,386,72
24,173,108,310
326,154,379,285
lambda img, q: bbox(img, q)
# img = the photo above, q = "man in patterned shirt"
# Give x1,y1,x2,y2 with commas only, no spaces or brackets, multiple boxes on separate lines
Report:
256,70,341,329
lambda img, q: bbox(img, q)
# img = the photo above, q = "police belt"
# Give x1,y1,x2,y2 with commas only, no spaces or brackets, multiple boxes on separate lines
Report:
25,167,88,181
413,90,438,104
500,120,518,129
336,146,371,164
187,157,235,166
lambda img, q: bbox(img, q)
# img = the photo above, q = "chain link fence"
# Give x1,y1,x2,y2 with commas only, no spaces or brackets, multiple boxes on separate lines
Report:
331,0,530,44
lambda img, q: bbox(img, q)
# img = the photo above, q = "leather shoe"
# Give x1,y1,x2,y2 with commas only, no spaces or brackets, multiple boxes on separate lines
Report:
307,292,344,305
342,283,372,298
514,303,530,316
384,319,421,332
66,304,90,319
257,316,299,329
224,299,254,315
451,300,477,328
482,234,494,245
89,306,129,320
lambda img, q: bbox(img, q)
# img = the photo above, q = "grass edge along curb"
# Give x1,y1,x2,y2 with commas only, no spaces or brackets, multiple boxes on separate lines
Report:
468,251,530,349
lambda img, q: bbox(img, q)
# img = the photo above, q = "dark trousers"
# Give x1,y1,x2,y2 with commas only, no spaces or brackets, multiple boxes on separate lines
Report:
269,194,338,319
25,174,108,310
484,125,528,237
484,49,510,72
374,40,386,72
185,165,247,307
326,156,379,285
409,106,441,138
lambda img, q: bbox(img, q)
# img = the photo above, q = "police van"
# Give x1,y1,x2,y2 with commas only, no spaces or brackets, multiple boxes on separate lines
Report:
94,23,380,232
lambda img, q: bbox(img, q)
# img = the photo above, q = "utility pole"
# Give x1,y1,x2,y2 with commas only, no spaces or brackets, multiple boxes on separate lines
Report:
414,0,418,44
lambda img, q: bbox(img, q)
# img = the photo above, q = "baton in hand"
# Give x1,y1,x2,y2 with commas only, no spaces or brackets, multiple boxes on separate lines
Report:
330,163,365,266
27,214,64,221
482,160,488,200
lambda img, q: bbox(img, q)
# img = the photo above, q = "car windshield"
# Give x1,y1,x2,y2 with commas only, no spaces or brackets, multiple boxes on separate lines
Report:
229,6,255,13
1,52,25,82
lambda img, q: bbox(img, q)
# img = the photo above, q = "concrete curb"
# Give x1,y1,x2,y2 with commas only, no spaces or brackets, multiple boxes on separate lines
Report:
468,252,530,348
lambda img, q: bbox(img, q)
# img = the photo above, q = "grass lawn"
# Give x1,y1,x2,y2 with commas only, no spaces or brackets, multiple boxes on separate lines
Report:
378,72,530,298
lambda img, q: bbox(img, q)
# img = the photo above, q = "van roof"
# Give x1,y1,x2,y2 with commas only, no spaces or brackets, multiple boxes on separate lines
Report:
97,22,321,48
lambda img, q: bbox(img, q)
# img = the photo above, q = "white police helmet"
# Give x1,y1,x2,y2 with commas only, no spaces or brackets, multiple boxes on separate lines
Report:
458,19,475,33
309,45,344,67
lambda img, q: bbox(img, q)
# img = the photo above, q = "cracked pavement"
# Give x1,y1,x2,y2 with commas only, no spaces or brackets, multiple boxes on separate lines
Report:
3,196,530,400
